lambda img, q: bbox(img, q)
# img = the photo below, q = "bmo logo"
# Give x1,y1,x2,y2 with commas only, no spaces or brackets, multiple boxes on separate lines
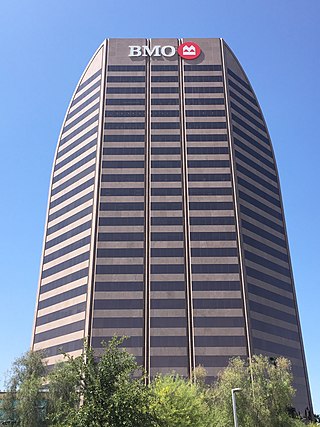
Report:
128,42,201,60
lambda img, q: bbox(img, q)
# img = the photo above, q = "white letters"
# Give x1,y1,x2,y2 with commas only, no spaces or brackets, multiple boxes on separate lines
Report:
142,45,161,57
128,46,142,57
161,46,175,57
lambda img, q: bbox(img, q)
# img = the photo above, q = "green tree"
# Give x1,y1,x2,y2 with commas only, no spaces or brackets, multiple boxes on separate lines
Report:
46,337,156,427
209,355,301,427
2,350,47,427
150,373,212,427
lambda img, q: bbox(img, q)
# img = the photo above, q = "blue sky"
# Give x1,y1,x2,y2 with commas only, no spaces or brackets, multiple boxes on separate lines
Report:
0,0,319,412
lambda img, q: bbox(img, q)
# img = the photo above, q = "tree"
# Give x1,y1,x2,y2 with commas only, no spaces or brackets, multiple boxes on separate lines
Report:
46,337,156,427
150,373,213,427
208,355,302,427
2,350,47,427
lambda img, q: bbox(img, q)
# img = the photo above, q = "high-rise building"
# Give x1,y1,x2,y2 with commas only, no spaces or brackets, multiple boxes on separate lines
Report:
31,38,312,412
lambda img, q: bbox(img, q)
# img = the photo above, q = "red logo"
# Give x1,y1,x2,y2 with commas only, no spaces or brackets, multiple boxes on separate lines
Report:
177,42,201,60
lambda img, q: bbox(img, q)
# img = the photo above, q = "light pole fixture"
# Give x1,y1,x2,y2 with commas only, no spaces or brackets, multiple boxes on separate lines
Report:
231,388,242,427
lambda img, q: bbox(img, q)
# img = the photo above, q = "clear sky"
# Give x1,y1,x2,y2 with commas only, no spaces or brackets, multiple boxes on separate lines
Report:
0,0,319,413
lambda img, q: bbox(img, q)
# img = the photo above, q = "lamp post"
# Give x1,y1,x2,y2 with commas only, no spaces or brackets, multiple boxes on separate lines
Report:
231,388,242,427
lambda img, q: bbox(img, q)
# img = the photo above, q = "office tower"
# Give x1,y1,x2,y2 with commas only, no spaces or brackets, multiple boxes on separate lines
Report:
32,38,312,412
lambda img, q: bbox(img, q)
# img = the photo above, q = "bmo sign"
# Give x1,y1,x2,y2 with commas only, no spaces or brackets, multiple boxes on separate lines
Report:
129,42,201,60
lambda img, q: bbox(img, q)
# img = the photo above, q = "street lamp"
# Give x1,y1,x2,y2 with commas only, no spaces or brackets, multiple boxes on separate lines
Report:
231,388,242,427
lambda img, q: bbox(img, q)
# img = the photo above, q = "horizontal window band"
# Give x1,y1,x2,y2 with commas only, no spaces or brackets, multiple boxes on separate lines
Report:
231,102,265,131
93,317,144,328
50,178,94,209
105,123,145,130
151,188,181,196
104,134,145,142
60,115,99,146
150,317,187,328
108,65,145,71
185,64,222,71
102,160,144,168
186,122,226,130
195,336,246,347
229,90,261,119
36,302,86,327
91,336,142,348
42,252,90,279
250,318,298,341
151,232,184,241
193,298,242,309
38,286,87,311
241,219,285,248
194,316,244,327
57,127,97,159
189,202,233,210
71,81,101,108
239,191,282,220
99,217,144,226
242,234,288,262
190,216,235,225
107,76,145,82
248,283,293,308
63,104,99,135
237,177,281,207
228,79,256,104
100,202,144,211
227,69,251,91
107,87,145,94
40,339,84,358
103,147,145,155
150,336,188,347
151,202,182,211
151,281,185,291
188,160,229,168
151,110,179,117
188,173,231,182
233,126,271,157
43,236,91,264
240,204,284,234
78,70,101,91
244,251,290,277
48,192,94,222
151,248,184,257
185,87,224,94
152,147,181,154
94,300,144,310
151,299,186,309
40,268,88,294
55,139,96,172
101,187,145,197
67,91,100,121
34,320,85,344
192,281,241,291
151,76,178,82
151,87,179,93
246,267,292,293
98,233,144,242
152,160,181,168
106,99,145,105
102,174,144,182
187,134,227,142
189,187,232,196
47,206,93,236
192,264,239,274
150,356,188,368
97,248,144,258
234,138,275,170
151,134,180,142
95,282,144,292
53,152,96,183
187,146,228,154
185,76,222,82
252,337,302,359
151,217,183,226
151,65,178,71
151,264,185,274
185,98,224,105
96,264,144,275
191,232,236,241
151,122,180,129
191,247,238,257
105,110,145,117
194,356,239,368
152,174,181,182
151,99,179,105
45,221,92,250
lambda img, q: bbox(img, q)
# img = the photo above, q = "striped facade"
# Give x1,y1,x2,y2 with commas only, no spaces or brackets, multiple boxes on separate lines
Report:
32,38,312,412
